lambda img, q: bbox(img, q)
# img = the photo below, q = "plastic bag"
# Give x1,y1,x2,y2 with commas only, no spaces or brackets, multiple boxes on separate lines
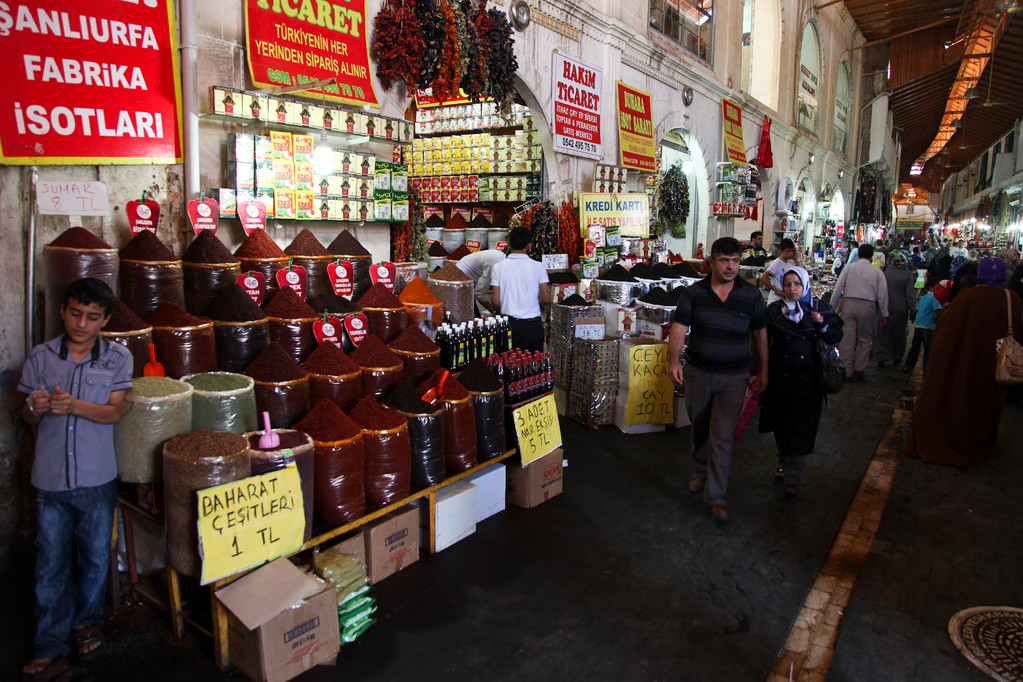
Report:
397,407,446,488
362,306,407,344
733,387,760,441
101,328,152,377
151,323,217,379
361,364,403,399
114,377,193,483
246,429,315,541
119,260,185,319
312,433,366,525
43,244,118,339
289,255,334,301
182,372,258,434
309,371,362,412
362,422,411,509
441,396,477,472
470,388,506,461
268,316,319,364
213,319,270,374
252,377,310,429
183,261,241,316
237,256,289,296
391,348,441,386
427,278,474,324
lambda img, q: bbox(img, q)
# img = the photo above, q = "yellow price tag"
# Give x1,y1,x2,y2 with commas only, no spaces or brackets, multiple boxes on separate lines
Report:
197,466,305,585
624,343,674,425
512,394,562,465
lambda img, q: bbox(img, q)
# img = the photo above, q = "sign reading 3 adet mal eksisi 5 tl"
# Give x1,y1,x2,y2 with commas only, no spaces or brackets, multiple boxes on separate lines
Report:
513,394,563,465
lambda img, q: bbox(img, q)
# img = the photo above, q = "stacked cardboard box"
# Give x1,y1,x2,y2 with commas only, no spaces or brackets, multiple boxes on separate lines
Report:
568,337,619,427
549,302,601,390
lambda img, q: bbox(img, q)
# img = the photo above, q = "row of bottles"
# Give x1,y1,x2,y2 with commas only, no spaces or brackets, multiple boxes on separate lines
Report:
436,316,514,371
489,351,552,404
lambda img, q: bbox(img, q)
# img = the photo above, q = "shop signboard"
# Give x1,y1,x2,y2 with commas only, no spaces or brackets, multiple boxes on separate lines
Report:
0,0,183,165
244,0,377,107
413,88,478,108
615,82,656,171
552,52,602,160
722,98,746,164
578,192,650,238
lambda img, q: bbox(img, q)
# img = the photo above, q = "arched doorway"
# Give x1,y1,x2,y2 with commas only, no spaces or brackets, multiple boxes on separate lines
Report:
658,128,709,258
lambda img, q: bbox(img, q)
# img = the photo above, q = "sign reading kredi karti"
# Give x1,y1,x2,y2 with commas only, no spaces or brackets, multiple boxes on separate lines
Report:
0,0,183,165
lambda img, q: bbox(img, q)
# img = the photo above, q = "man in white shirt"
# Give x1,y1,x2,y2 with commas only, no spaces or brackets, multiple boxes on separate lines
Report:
831,243,889,382
491,227,550,351
456,248,506,315
760,238,801,304
950,240,969,260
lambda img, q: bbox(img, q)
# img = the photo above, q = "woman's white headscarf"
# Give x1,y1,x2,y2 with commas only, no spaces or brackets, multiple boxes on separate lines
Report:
781,266,810,323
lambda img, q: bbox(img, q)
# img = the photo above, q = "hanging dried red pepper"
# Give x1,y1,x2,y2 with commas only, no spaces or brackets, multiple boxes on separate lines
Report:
371,0,427,91
431,0,462,102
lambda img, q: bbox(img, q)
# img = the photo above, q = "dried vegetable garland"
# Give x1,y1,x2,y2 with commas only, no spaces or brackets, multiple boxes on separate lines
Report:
391,223,413,262
408,188,430,262
370,0,426,91
652,164,690,238
485,7,518,112
432,0,463,102
464,0,492,100
516,201,557,259
415,0,446,87
555,201,582,265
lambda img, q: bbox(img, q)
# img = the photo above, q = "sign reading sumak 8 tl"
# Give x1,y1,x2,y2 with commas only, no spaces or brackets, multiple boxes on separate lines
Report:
245,0,377,107
0,0,183,164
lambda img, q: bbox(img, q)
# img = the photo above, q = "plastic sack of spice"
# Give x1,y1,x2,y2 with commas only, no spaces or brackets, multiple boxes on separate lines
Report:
302,341,362,412
235,229,290,296
294,400,366,525
384,382,446,488
398,277,445,326
264,287,320,363
245,429,315,541
204,283,271,373
388,326,442,386
244,343,311,429
457,359,507,461
350,336,404,399
100,299,153,377
417,370,477,472
43,227,119,339
163,430,250,578
357,283,407,343
182,372,258,434
182,231,241,316
349,396,412,510
428,265,474,324
119,231,186,319
114,377,193,483
146,302,218,379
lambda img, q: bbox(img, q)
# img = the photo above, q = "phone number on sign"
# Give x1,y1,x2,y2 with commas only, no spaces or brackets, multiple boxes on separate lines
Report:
558,137,599,154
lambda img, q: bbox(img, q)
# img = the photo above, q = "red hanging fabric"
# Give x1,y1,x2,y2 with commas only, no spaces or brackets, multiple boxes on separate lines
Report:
757,116,774,168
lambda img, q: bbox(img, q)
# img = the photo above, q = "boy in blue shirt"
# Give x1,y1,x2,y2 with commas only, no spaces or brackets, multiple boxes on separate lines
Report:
19,278,132,679
903,279,946,374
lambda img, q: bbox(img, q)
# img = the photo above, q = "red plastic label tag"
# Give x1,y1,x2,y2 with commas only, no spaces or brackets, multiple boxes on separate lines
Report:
127,198,160,235
275,264,308,300
343,313,368,347
312,316,343,344
327,260,354,298
238,199,267,236
236,271,266,306
369,262,397,292
187,197,219,234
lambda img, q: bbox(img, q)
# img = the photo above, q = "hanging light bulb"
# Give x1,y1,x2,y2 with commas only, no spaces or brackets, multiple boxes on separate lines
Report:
313,128,333,176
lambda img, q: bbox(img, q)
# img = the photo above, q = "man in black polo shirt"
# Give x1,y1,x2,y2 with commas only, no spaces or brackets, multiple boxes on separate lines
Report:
668,237,768,523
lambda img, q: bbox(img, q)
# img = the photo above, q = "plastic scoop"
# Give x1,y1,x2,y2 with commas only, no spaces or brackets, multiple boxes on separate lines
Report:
143,343,165,377
421,370,449,405
258,411,280,449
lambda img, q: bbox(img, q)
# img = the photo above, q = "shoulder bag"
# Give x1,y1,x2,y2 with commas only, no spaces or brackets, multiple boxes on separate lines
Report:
995,290,1023,385
812,299,845,394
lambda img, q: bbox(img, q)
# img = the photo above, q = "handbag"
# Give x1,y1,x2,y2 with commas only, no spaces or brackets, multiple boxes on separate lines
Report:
995,290,1023,385
812,299,845,394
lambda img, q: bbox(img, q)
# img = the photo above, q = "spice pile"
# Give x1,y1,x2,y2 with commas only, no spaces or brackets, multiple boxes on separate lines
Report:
49,226,113,249
628,263,657,280
301,341,361,376
307,293,362,316
600,264,638,282
418,369,469,400
388,325,440,353
428,242,448,257
548,271,579,284
183,231,238,264
284,229,331,257
673,261,700,278
295,399,362,441
349,395,405,431
447,244,471,260
120,230,177,261
263,287,318,319
425,214,445,229
457,359,502,392
430,263,471,282
445,213,467,230
104,300,150,332
147,302,210,328
652,262,678,278
357,283,403,309
235,228,287,259
244,343,308,382
559,293,590,307
204,283,268,322
398,277,442,306
351,336,402,368
328,231,371,257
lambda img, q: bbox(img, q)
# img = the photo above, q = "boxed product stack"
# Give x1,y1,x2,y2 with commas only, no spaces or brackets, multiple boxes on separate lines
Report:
311,543,376,644
568,336,619,427
549,302,601,390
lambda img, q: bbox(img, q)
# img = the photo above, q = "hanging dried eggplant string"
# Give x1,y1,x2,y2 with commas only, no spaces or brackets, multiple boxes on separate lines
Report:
458,0,485,99
467,0,492,101
408,188,430,263
416,0,446,88
452,1,471,91
486,7,517,113
370,0,426,91
651,164,690,238
522,202,557,259
432,0,462,102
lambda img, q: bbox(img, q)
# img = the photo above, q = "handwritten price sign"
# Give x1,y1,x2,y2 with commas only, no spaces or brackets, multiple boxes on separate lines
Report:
512,394,562,465
624,342,674,425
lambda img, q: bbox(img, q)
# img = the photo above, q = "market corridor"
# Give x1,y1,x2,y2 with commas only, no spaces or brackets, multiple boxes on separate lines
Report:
2,364,1020,681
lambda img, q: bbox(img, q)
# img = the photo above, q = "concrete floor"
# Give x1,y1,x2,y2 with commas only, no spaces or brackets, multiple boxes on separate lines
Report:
2,362,1020,681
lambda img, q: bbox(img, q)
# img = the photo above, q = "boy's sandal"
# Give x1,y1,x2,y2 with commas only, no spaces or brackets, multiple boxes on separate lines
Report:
73,625,103,661
22,657,92,682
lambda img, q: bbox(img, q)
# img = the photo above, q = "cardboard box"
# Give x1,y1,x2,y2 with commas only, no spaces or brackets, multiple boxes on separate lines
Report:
465,464,506,523
320,531,366,570
363,506,419,584
417,481,477,552
506,448,563,508
217,558,339,682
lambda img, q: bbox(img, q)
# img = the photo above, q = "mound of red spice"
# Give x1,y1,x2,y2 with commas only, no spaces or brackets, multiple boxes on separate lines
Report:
388,325,439,353
243,342,308,382
235,229,287,259
383,380,439,415
445,213,467,230
468,214,491,228
425,214,445,228
398,277,441,305
307,293,362,316
204,283,268,322
492,213,510,228
301,341,361,376
350,335,401,369
428,241,448,257
49,227,113,249
357,283,402,309
146,302,210,328
447,244,471,260
348,394,405,431
457,359,502,392
284,228,332,257
103,299,150,333
293,398,361,441
119,230,176,261
418,369,469,400
182,231,238,264
262,287,318,319
328,230,370,257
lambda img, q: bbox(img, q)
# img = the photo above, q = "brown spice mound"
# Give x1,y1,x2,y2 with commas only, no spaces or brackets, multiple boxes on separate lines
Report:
388,325,440,353
166,430,247,457
447,244,471,260
445,213,467,230
293,399,361,441
425,214,445,228
103,299,149,333
49,227,113,249
457,358,502,392
120,230,177,261
357,282,403,309
284,228,332,257
350,335,401,368
307,293,363,316
146,302,210,328
235,229,287,259
301,341,361,376
383,380,438,415
203,283,268,322
468,214,491,228
349,394,405,431
243,342,308,382
492,213,510,228
418,369,469,400
328,230,370,257
428,241,448,257
262,286,317,319
430,263,471,282
182,231,238,264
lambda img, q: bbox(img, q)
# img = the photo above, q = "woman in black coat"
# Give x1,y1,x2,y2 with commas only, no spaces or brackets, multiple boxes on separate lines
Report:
759,266,843,497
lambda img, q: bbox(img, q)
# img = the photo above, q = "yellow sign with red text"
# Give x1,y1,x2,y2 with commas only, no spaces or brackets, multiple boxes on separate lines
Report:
722,98,746,164
616,82,656,171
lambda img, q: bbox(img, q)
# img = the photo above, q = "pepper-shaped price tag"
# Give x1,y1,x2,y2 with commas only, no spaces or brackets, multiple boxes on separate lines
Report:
127,195,160,235
369,262,397,292
327,260,354,298
275,261,308,300
236,271,266,306
187,197,219,234
312,315,344,344
465,240,482,253
343,313,368,347
495,241,508,251
238,199,267,236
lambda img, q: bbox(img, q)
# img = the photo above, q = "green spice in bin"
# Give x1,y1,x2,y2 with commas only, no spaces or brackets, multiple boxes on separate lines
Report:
114,376,193,483
182,372,258,434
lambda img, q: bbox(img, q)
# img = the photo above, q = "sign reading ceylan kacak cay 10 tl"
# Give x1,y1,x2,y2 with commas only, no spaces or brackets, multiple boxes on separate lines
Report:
552,51,602,160
245,0,377,107
0,1,183,165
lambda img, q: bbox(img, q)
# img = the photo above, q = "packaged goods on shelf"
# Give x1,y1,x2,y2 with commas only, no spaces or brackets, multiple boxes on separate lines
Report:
568,337,619,428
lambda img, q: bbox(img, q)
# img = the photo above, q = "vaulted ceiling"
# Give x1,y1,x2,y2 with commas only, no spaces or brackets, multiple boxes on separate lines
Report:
840,0,1023,194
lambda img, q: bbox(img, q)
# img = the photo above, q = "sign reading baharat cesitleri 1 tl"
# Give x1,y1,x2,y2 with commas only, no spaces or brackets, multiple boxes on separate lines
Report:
197,464,305,585
0,0,183,164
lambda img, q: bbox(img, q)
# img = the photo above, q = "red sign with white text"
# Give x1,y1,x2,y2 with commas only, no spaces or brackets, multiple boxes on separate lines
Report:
553,52,602,160
244,0,377,107
187,197,219,234
0,0,183,164
127,197,160,235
